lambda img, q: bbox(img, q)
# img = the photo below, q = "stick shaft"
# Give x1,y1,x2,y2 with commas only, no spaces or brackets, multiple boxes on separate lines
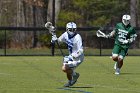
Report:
56,41,65,57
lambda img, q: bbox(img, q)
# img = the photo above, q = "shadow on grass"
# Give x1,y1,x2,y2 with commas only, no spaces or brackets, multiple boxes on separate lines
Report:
121,72,140,75
57,87,93,93
70,86,93,88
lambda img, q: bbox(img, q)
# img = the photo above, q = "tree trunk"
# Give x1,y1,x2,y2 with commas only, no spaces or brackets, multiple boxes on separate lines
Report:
55,0,61,23
47,0,53,22
47,0,61,24
130,0,138,27
12,0,26,48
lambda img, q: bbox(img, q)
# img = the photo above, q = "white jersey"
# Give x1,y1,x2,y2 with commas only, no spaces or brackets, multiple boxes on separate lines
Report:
58,32,83,55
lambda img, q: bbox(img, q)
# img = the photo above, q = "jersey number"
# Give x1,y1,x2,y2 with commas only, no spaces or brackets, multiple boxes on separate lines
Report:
118,32,128,42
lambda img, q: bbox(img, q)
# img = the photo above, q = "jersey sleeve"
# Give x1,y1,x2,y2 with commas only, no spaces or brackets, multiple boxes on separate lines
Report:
114,23,120,32
128,27,137,43
76,34,84,53
58,32,66,42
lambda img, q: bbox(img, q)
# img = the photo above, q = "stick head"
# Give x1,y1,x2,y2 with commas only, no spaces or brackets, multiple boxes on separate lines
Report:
45,22,52,29
45,22,56,35
96,30,106,37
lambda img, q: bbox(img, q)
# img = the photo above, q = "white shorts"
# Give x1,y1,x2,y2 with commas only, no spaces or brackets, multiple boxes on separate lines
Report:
63,54,84,69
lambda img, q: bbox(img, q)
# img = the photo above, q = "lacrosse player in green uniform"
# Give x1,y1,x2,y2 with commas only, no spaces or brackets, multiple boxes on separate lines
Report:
97,14,137,75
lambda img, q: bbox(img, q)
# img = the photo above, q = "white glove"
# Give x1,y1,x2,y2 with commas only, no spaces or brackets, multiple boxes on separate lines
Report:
122,40,129,44
51,35,57,43
63,55,73,63
71,53,79,58
71,49,83,58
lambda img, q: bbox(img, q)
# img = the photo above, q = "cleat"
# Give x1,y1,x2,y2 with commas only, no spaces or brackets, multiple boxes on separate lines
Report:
115,68,120,75
64,81,72,87
71,73,80,86
64,73,80,87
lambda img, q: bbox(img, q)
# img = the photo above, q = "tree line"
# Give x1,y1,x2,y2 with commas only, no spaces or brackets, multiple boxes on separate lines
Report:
0,0,139,48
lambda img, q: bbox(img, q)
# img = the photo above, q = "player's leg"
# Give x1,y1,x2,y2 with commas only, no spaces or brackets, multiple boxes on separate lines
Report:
70,61,80,86
115,54,124,75
114,61,117,70
62,63,73,87
62,61,80,87
62,64,73,80
62,56,73,87
112,45,121,74
117,48,128,72
112,45,120,61
62,55,84,87
112,45,119,67
114,47,128,75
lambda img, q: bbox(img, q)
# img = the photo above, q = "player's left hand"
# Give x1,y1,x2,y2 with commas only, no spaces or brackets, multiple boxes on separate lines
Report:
63,55,73,63
71,53,79,59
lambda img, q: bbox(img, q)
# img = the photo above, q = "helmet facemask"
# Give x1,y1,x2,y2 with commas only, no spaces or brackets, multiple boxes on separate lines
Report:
67,28,76,35
66,22,77,36
122,15,131,26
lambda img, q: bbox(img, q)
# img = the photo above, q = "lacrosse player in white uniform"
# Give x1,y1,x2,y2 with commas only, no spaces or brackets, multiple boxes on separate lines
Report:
51,22,84,87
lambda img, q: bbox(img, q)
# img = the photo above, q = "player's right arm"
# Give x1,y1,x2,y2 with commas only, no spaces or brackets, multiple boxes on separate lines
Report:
106,23,120,39
127,28,137,43
57,32,67,43
106,30,116,38
71,34,83,58
51,32,66,43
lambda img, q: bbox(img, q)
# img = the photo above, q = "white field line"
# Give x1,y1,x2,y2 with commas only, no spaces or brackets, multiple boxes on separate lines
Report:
0,62,18,65
0,73,12,76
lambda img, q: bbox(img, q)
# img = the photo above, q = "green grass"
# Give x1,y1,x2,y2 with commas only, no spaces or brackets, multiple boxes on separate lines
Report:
0,56,140,93
0,48,140,56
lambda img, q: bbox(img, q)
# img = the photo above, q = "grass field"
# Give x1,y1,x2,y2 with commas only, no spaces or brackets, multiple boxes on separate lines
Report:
1,48,140,56
0,56,140,93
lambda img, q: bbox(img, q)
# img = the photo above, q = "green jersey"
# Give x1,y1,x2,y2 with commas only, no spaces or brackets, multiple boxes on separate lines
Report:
114,23,136,48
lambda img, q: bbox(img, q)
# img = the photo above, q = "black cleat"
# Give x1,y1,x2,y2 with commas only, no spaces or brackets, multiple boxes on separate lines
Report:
64,73,80,87
71,72,80,86
64,81,72,87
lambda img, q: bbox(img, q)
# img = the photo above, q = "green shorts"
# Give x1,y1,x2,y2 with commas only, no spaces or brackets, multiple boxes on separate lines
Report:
112,44,128,58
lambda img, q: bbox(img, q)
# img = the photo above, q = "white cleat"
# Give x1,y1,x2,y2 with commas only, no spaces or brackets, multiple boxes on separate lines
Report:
115,68,120,75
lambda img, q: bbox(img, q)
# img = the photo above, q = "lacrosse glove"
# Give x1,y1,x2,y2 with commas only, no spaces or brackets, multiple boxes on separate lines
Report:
71,49,83,59
51,35,57,43
123,40,129,44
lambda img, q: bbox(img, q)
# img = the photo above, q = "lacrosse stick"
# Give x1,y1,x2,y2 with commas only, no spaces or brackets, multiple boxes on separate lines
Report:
45,22,64,57
45,22,56,35
96,30,107,38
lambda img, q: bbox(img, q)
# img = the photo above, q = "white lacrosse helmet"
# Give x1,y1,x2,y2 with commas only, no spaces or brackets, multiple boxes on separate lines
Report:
122,15,131,26
66,22,77,35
